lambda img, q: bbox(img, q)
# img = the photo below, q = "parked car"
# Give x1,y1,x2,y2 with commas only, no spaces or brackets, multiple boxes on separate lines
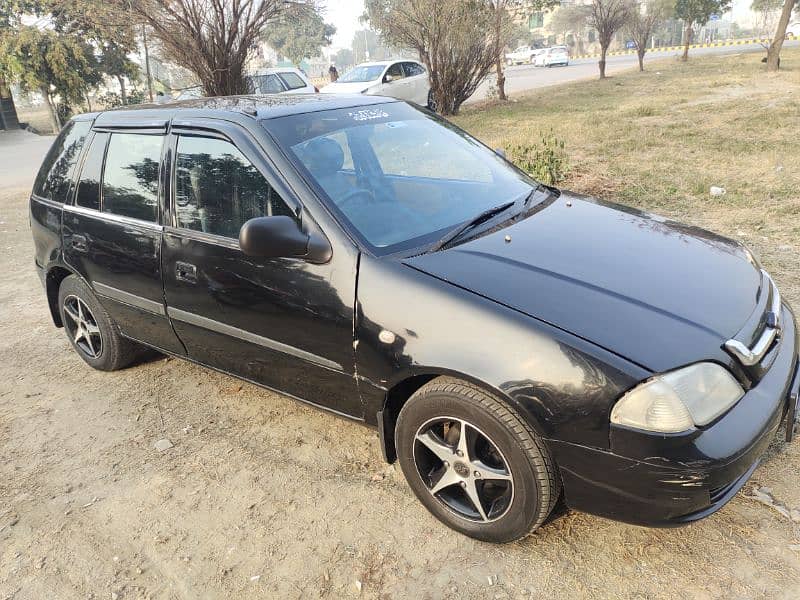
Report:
247,67,318,95
534,46,570,67
30,95,800,543
504,45,542,65
787,22,800,38
321,59,432,109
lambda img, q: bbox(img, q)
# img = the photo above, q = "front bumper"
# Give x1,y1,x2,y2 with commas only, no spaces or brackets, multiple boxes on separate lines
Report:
551,304,799,527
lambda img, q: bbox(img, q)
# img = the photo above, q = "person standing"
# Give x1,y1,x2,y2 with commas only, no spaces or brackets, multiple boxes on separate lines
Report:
328,65,339,83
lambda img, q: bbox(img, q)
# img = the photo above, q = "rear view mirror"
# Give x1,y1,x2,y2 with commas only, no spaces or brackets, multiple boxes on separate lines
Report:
239,216,309,258
384,74,395,83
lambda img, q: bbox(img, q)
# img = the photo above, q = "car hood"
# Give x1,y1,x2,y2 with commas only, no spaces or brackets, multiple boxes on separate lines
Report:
404,193,762,372
321,81,375,94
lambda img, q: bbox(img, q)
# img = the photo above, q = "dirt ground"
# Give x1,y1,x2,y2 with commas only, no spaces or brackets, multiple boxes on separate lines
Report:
2,72,800,598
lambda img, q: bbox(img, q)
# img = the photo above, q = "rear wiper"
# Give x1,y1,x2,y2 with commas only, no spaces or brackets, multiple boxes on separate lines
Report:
430,200,516,252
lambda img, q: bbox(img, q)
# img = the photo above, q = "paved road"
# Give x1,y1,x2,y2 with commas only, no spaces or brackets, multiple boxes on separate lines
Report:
468,40,799,103
0,129,55,190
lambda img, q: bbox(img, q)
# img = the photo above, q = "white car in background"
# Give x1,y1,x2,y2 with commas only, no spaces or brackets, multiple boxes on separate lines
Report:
505,46,543,65
248,67,318,95
321,60,432,109
534,47,570,67
787,22,800,38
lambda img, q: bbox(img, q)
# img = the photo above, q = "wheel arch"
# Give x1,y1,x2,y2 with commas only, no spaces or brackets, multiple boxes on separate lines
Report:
46,264,77,327
376,368,549,464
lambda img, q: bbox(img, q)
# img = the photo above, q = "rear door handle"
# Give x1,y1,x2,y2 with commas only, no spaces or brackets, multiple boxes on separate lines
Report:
175,261,197,284
71,235,88,253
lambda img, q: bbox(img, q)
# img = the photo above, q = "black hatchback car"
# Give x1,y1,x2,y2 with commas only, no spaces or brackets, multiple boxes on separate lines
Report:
30,95,799,542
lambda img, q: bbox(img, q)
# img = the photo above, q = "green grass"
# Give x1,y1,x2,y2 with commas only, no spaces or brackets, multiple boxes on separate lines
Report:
453,49,800,303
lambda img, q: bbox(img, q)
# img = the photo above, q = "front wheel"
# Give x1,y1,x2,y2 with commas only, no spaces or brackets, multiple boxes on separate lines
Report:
395,377,560,542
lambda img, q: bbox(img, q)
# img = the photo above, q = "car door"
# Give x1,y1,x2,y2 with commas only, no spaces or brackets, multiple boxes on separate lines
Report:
161,120,361,417
379,62,412,101
62,124,185,355
401,61,430,106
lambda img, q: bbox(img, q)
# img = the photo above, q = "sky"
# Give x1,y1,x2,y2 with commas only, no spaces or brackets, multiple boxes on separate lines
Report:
322,0,367,49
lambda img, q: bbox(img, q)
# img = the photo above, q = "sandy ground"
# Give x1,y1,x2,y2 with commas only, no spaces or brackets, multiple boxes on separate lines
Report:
1,123,800,600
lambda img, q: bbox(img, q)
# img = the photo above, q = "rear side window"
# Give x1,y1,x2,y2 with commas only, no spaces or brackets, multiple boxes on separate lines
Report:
403,62,425,77
174,136,295,238
102,133,163,222
75,133,109,211
33,121,91,203
250,74,285,94
277,72,307,90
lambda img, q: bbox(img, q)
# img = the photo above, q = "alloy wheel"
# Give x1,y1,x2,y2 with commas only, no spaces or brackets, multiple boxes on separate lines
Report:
413,417,514,523
63,295,103,359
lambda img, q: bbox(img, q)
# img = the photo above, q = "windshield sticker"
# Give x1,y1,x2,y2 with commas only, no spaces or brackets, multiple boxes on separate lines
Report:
348,109,389,122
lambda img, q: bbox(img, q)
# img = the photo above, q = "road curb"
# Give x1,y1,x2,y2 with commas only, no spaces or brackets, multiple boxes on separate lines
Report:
572,38,773,60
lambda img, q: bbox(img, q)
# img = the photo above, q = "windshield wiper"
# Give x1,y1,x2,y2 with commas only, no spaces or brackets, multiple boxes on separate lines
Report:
430,200,516,252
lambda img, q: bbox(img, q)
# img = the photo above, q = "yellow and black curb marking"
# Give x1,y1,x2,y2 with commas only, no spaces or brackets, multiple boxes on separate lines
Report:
572,38,772,60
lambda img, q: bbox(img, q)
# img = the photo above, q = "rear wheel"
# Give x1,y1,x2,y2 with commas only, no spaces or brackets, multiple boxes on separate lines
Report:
426,89,437,113
395,377,560,542
58,275,141,371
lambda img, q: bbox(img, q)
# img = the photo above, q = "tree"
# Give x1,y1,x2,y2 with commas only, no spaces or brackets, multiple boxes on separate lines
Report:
549,5,592,55
626,0,673,71
99,41,141,104
351,29,390,63
588,0,634,78
765,0,799,70
128,0,303,96
674,0,731,61
334,48,355,70
752,0,784,36
489,1,557,102
0,25,101,131
367,0,501,115
262,4,335,66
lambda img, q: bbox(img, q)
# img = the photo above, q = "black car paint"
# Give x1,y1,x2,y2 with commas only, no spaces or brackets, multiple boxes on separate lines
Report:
29,95,799,528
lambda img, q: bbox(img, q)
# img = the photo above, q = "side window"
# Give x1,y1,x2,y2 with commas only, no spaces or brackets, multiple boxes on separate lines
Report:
33,121,91,203
251,74,285,94
403,62,425,77
102,133,162,222
385,63,405,80
75,132,109,211
277,72,307,90
174,136,295,238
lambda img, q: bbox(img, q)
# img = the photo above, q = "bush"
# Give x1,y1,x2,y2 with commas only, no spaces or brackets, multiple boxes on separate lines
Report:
506,130,569,185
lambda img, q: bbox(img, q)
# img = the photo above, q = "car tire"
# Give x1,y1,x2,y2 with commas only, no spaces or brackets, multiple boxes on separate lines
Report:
58,275,141,371
395,376,560,543
426,89,436,113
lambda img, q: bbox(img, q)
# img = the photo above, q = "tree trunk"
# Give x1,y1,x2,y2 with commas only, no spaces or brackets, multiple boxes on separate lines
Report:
681,23,693,61
494,4,507,101
84,92,92,113
117,75,128,104
637,48,645,71
142,25,154,102
42,86,60,133
766,0,795,71
496,58,507,101
599,46,608,78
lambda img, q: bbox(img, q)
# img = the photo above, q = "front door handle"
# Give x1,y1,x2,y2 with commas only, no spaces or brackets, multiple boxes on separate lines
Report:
175,261,197,284
71,234,88,253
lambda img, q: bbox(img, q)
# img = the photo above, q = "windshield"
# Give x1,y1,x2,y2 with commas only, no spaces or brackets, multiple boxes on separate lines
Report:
337,65,385,83
263,103,535,255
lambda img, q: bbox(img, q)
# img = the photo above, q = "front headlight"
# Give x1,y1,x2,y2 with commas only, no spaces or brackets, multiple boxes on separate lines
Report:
610,363,745,433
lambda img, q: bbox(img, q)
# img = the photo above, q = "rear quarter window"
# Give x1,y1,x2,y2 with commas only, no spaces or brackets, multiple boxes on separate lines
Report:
277,72,307,90
32,121,91,203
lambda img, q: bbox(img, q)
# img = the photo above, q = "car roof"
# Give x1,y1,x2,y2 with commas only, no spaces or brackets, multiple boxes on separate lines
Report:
88,94,400,126
356,59,418,67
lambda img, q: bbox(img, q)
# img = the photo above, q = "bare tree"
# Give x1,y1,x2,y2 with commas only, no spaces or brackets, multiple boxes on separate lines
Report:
626,0,673,71
367,0,500,115
765,0,798,70
129,0,304,96
675,0,731,62
588,0,634,78
489,0,557,101
549,5,592,55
